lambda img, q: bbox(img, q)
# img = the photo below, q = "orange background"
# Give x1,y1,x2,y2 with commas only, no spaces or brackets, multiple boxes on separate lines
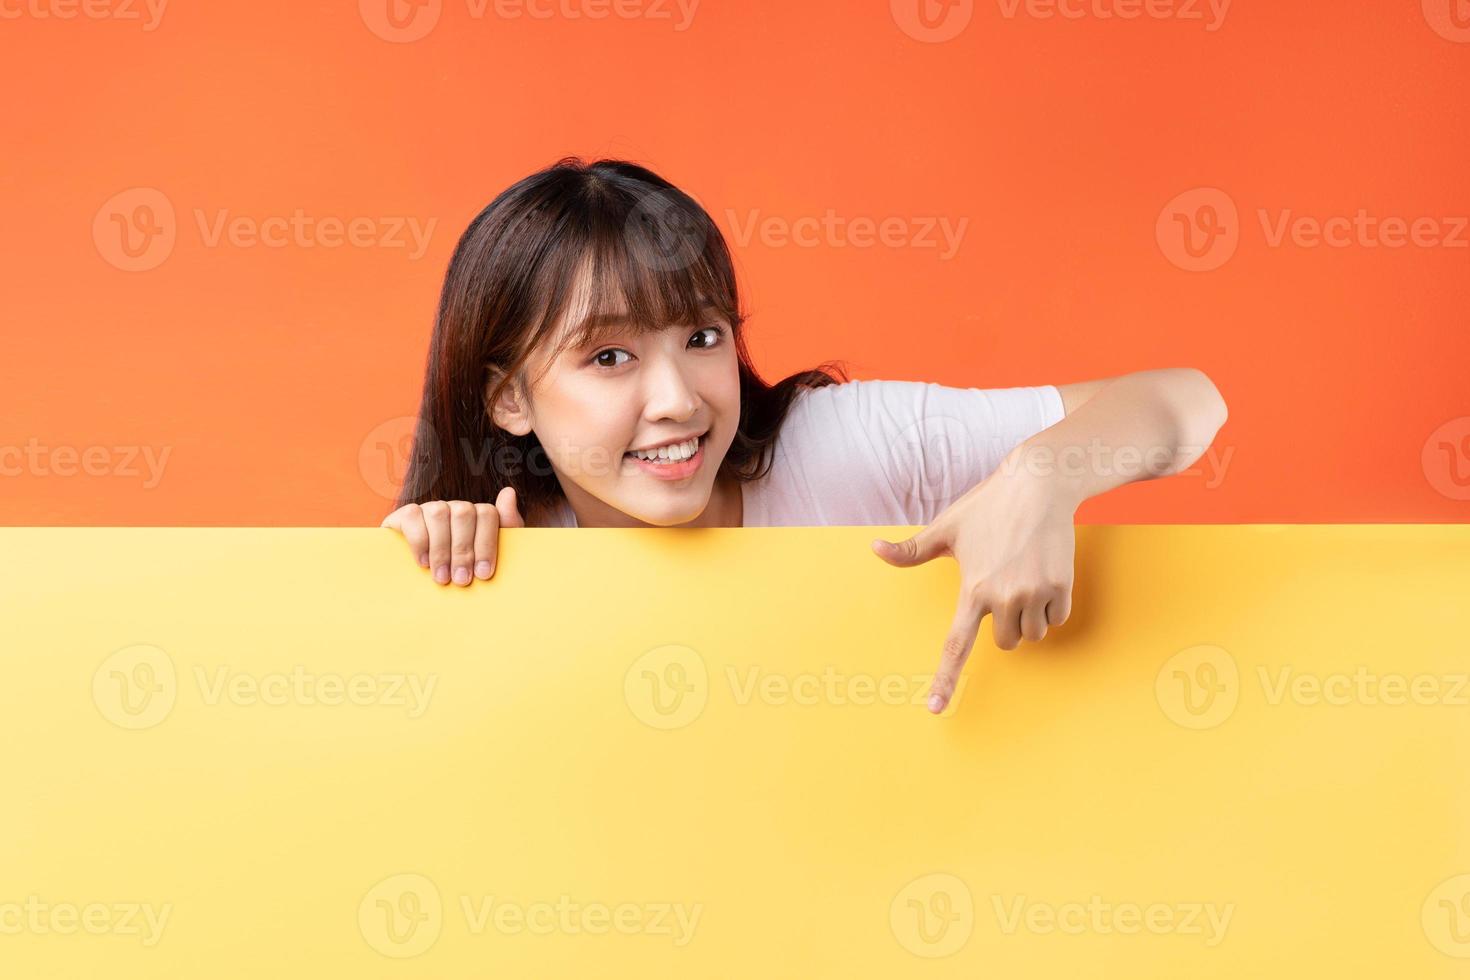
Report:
1,0,1466,526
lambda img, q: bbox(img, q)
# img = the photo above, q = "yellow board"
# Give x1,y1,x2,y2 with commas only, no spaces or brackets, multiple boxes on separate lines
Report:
2,524,1468,978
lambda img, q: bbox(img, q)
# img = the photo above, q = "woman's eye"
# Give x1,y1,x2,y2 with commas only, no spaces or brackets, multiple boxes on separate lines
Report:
592,348,632,369
590,326,723,369
690,325,725,349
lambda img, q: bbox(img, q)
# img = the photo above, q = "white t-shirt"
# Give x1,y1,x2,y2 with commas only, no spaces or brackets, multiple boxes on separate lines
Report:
538,379,1066,528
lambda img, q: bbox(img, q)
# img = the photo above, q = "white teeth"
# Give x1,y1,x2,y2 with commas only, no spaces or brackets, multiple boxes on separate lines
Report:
630,436,700,462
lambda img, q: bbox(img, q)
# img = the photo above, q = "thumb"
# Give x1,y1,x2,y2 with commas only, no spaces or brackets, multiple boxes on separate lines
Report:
871,527,944,567
496,486,526,528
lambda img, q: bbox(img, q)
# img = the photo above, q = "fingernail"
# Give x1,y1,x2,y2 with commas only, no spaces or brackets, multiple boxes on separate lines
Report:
434,565,449,585
928,694,944,713
475,561,492,579
452,566,470,586
418,553,430,568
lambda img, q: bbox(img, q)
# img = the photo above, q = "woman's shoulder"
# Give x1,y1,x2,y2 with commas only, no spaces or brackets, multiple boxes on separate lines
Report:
789,377,1063,434
745,380,917,525
758,376,1065,525
781,378,948,437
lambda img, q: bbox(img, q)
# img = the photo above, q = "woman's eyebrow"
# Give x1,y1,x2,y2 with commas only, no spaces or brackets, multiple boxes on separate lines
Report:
574,301,723,344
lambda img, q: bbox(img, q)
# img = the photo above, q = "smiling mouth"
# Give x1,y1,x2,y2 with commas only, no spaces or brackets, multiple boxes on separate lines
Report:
624,433,706,463
622,436,708,481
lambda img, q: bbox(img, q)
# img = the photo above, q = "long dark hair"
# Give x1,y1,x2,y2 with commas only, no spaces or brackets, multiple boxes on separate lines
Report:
396,156,846,523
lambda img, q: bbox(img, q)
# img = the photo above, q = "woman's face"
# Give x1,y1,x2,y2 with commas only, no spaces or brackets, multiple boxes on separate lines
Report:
502,284,742,529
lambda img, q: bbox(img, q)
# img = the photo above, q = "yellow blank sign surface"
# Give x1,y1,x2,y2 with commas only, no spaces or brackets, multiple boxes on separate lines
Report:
2,524,1468,978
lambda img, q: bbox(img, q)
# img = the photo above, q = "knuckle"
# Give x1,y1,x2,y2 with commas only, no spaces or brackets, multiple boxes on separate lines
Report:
448,499,474,519
420,500,448,519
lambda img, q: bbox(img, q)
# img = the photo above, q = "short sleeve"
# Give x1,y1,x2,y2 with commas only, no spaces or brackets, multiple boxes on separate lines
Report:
767,379,1065,526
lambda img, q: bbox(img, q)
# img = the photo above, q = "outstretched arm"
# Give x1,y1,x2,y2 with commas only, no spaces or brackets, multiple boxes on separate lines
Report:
1040,367,1229,507
872,367,1229,715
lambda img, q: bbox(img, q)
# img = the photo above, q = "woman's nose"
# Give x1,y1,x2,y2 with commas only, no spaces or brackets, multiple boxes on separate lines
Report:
642,353,700,420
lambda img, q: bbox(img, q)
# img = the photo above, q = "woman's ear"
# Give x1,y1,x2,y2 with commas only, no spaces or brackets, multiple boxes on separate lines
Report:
486,368,533,437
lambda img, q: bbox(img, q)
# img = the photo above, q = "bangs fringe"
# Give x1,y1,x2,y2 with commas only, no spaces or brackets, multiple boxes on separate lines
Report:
539,186,743,364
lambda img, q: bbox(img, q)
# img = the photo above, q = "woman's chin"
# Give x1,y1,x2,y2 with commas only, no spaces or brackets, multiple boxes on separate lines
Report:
620,491,711,528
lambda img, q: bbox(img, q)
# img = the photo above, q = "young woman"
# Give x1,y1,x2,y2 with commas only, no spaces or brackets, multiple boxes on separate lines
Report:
382,156,1229,713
